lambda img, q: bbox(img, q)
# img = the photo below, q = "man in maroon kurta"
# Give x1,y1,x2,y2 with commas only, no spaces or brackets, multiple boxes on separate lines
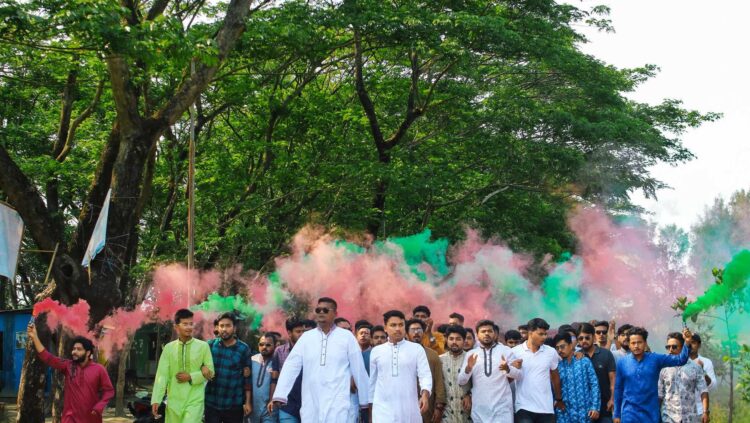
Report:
28,323,114,422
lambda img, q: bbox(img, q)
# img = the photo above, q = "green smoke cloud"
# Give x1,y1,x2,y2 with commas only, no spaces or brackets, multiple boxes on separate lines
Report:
193,293,263,329
683,249,750,319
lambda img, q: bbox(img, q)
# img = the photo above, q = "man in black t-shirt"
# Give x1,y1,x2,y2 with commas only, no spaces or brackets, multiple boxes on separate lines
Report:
578,323,616,423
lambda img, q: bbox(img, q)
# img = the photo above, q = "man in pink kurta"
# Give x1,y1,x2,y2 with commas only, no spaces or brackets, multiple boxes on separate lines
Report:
29,323,114,422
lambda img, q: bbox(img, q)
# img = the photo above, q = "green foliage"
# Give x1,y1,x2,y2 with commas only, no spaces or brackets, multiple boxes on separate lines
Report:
0,0,717,306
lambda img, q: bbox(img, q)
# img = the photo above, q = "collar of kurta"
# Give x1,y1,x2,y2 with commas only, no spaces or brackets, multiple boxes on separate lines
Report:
389,339,407,346
479,342,498,350
178,338,195,345
317,325,337,336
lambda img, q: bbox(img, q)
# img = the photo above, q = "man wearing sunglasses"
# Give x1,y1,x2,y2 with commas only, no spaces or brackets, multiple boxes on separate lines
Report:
658,332,709,423
251,333,278,423
272,297,370,422
578,323,616,423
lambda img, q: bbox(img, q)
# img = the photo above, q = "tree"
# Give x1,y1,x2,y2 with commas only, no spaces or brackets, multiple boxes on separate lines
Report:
1,0,260,420
0,1,718,419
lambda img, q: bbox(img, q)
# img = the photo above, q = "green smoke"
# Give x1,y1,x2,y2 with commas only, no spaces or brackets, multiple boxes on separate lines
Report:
193,293,263,329
683,249,750,319
375,229,450,280
541,252,584,320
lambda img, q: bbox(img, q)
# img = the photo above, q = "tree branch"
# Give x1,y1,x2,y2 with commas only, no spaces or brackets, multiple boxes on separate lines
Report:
353,29,386,155
0,145,62,253
57,79,105,162
156,0,253,127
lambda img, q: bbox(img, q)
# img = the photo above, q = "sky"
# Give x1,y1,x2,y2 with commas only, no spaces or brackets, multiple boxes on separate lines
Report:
571,0,750,231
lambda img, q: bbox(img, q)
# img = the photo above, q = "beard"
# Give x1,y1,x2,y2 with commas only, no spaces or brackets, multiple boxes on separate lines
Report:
72,354,85,363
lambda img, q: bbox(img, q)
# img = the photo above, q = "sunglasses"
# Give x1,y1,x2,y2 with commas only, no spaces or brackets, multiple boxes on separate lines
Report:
315,307,331,314
595,330,607,335
577,335,591,341
665,345,680,351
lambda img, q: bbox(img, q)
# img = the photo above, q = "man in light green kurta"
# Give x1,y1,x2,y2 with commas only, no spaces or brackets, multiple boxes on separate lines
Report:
152,309,214,423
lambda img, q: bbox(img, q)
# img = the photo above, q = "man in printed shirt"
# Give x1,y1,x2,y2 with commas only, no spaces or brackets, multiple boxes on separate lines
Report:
658,332,709,423
205,312,253,423
440,325,471,423
152,309,214,423
553,333,600,423
28,323,114,422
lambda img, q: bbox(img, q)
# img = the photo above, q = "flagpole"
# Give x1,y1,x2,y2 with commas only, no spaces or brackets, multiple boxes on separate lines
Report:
187,59,197,308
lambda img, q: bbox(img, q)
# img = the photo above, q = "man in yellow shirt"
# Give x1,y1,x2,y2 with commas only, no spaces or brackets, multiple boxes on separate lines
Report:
413,305,445,355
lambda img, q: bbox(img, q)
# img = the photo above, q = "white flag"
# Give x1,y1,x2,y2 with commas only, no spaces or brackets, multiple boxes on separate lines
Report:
0,202,24,279
82,189,112,268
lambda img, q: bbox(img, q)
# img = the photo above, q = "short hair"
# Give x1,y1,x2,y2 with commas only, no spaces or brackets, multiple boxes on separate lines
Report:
406,318,426,332
262,332,279,344
355,320,372,332
493,324,500,334
371,325,386,334
667,332,685,346
285,318,304,332
383,310,406,325
527,318,550,332
302,319,317,329
504,329,522,342
627,326,648,341
213,318,220,326
174,309,194,324
692,333,702,344
217,312,237,325
552,333,570,346
518,324,529,331
465,327,475,337
317,297,338,310
577,323,595,336
267,331,282,340
475,319,495,333
594,320,610,330
412,305,431,316
445,325,467,339
334,317,351,326
449,312,465,323
558,324,575,335
436,323,449,334
617,324,634,336
71,336,95,353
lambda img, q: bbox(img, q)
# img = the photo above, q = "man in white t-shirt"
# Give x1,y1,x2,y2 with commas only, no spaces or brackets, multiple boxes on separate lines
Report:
688,333,716,417
510,318,563,423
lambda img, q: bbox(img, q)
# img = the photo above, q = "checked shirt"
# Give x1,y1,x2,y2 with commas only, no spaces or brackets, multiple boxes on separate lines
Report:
205,338,253,410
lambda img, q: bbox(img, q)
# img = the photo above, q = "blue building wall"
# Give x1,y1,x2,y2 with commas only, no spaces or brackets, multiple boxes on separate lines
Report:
0,309,32,396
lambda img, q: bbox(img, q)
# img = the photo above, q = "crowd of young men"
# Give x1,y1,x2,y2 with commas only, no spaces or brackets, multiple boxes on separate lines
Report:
28,296,717,423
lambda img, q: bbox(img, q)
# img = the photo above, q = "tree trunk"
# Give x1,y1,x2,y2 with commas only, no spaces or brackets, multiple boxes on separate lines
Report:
115,341,133,417
50,333,68,423
729,358,734,423
15,343,47,423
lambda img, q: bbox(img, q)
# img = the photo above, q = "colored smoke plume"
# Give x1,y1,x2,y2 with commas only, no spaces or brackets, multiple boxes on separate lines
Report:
683,249,750,319
32,205,710,358
32,298,95,338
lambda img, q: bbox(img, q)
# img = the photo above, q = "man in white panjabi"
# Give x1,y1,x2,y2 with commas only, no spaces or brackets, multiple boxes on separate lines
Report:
369,309,432,423
458,319,521,423
272,297,370,423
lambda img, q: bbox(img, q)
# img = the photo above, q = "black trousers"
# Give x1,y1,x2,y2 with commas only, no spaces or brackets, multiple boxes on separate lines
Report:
205,406,244,423
515,409,556,423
